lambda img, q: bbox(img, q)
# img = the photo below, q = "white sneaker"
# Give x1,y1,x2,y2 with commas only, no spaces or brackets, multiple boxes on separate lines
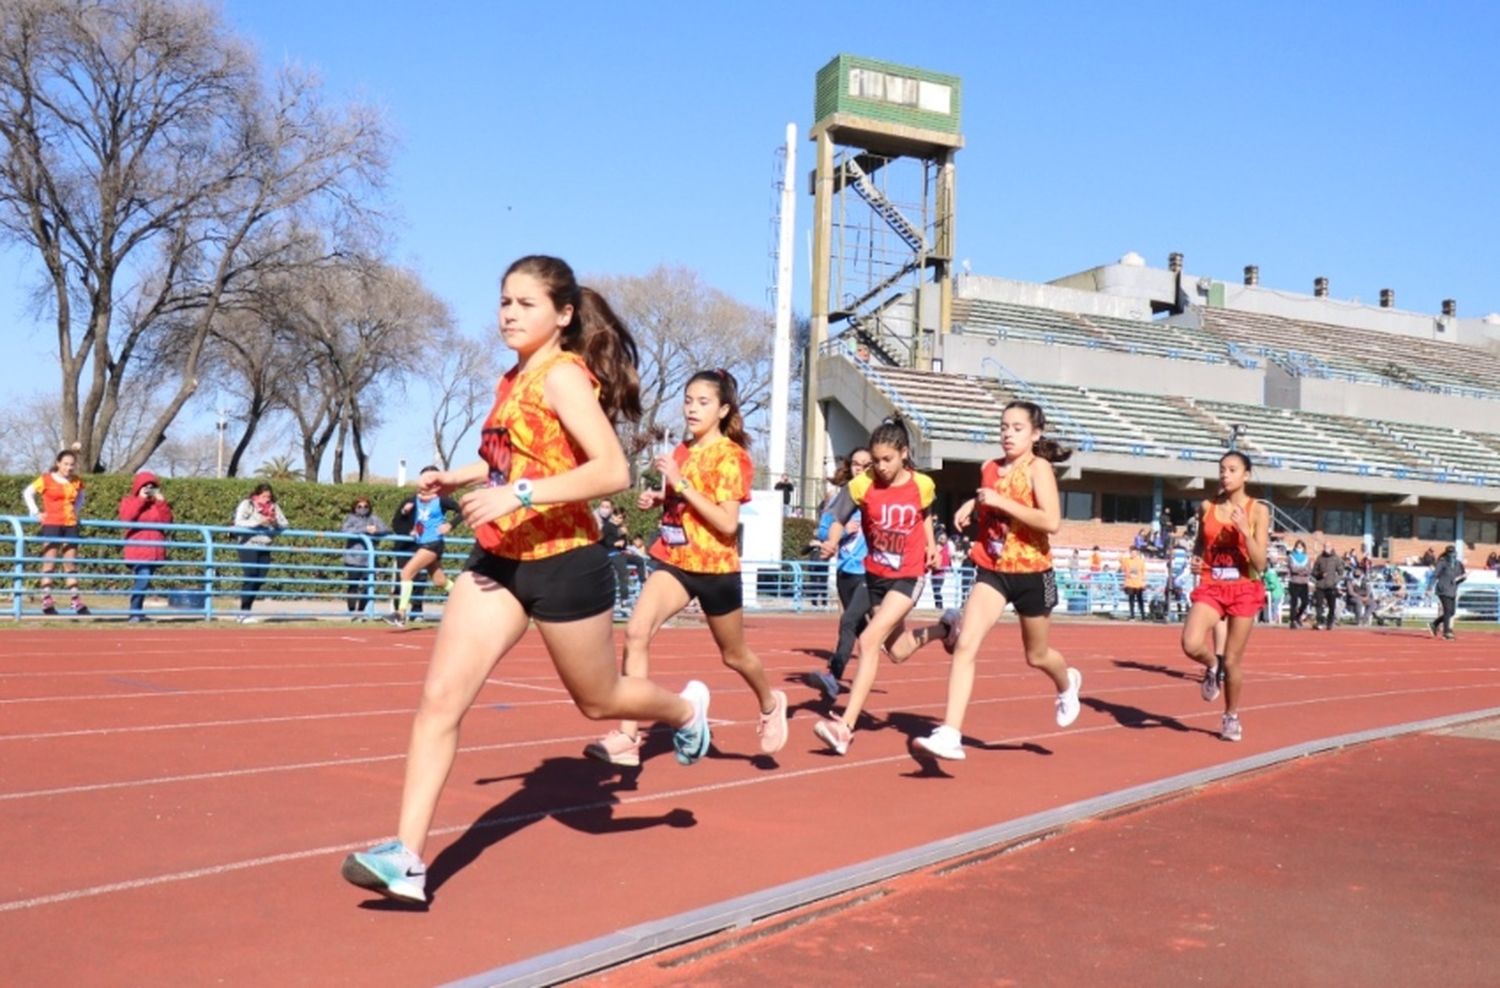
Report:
1220,713,1243,742
913,724,966,761
1055,667,1083,727
341,840,427,903
1200,665,1220,702
939,608,962,654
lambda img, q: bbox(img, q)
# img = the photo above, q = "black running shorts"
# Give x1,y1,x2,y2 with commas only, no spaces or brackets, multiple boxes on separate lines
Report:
975,567,1058,617
463,542,614,622
652,560,743,617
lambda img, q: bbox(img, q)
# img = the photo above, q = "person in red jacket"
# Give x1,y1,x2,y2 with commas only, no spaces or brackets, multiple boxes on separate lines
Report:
118,471,174,622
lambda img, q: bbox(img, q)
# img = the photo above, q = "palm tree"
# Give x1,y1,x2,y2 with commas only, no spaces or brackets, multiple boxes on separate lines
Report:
255,455,304,481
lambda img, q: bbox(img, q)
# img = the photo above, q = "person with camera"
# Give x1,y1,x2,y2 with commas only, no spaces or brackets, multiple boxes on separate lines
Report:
118,471,174,622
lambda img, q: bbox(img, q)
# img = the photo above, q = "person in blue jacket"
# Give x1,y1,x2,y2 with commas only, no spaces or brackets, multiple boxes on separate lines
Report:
806,447,873,699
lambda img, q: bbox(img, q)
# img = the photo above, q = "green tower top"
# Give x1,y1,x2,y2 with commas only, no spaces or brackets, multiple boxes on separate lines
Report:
813,55,963,153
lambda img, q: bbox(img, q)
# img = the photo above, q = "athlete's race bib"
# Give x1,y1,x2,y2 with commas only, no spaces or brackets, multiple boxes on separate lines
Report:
1211,566,1242,581
873,549,902,571
661,524,687,547
987,538,1006,559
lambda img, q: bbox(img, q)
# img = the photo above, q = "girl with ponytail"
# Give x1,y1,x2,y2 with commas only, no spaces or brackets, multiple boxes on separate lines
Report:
812,415,950,756
587,368,787,767
911,400,1084,762
342,256,711,905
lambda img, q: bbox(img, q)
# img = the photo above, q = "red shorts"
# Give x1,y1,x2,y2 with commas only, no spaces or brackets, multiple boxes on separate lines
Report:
1191,580,1267,618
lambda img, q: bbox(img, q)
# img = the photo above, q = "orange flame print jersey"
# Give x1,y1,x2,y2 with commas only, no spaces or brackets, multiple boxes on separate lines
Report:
30,474,85,527
649,436,753,575
472,351,600,561
840,470,935,580
968,454,1052,574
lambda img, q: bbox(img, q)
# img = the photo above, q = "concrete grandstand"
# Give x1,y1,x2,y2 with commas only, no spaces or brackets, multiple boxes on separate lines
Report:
812,253,1500,568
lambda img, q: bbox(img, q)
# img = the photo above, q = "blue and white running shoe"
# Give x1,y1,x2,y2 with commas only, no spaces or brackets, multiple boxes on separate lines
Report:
673,680,711,765
341,840,427,903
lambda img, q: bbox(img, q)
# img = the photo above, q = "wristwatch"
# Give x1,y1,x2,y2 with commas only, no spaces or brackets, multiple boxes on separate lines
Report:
513,478,535,509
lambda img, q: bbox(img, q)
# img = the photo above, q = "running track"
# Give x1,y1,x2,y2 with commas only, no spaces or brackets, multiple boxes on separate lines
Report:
2,618,1497,985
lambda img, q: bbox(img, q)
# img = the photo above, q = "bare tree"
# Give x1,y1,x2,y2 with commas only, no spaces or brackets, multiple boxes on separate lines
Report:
0,0,387,473
274,257,449,481
425,330,504,469
589,266,772,469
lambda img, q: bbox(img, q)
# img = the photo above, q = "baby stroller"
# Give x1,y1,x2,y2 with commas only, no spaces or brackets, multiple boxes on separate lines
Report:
1370,580,1407,627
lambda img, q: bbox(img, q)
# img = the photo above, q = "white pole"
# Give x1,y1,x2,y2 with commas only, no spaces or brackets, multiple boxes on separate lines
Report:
397,458,407,487
769,122,797,482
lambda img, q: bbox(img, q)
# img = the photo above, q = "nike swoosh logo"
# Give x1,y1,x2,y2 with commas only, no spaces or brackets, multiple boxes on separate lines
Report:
406,867,425,878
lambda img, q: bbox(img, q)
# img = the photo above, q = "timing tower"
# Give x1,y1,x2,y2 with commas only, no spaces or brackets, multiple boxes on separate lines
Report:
802,55,963,486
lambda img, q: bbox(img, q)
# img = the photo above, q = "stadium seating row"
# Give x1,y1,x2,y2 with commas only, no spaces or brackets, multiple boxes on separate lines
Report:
950,298,1500,398
856,362,1500,485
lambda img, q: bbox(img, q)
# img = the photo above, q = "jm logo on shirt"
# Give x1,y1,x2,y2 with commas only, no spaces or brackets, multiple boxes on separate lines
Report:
872,503,920,531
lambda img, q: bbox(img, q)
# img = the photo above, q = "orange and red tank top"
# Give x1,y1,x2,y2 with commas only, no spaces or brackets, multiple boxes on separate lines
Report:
472,351,600,561
968,454,1052,574
1199,498,1261,585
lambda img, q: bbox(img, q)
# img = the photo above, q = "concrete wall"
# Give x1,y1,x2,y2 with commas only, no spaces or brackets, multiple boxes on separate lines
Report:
957,273,1154,320
1296,376,1500,431
936,332,1265,405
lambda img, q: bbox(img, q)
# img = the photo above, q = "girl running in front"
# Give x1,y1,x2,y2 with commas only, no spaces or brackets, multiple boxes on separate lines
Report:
911,401,1083,761
1181,450,1268,742
341,256,711,905
586,369,787,767
812,417,948,755
21,449,90,615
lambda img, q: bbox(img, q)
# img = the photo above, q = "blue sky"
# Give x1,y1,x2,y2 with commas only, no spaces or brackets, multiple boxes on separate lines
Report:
2,0,1496,476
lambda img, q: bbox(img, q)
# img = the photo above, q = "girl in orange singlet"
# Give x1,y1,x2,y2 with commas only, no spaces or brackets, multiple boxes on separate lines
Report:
341,256,710,905
911,401,1083,762
1182,450,1269,742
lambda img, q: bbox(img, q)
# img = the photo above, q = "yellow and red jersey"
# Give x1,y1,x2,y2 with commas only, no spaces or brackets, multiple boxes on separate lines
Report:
30,473,84,526
841,470,935,580
472,351,601,561
1198,498,1261,585
969,455,1052,574
650,436,753,574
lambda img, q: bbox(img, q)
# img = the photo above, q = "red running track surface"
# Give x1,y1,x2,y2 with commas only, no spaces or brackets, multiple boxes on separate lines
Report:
1,618,1497,985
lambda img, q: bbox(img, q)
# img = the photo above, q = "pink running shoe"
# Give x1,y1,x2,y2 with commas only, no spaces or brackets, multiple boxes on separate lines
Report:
757,690,789,754
584,729,643,767
813,716,853,756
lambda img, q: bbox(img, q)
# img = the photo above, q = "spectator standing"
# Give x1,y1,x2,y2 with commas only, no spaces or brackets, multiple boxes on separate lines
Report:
232,483,288,622
1428,546,1465,641
595,497,632,610
341,497,390,617
22,449,90,615
774,474,795,517
1121,545,1147,620
118,471,173,622
1262,564,1285,625
1310,541,1343,630
1285,540,1311,629
930,521,953,609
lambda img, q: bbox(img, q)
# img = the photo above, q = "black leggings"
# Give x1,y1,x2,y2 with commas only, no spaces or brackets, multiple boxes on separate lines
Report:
1434,594,1457,636
238,546,271,612
1126,587,1145,619
830,569,870,676
1289,583,1310,625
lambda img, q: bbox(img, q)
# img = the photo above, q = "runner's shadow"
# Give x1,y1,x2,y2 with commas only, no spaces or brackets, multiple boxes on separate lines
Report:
1113,659,1195,682
1083,696,1218,736
794,647,834,661
361,756,695,909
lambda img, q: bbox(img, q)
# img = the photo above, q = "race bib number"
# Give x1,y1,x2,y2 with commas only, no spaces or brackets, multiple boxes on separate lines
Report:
479,426,511,488
873,549,902,571
661,525,687,546
1211,566,1242,581
987,538,1006,559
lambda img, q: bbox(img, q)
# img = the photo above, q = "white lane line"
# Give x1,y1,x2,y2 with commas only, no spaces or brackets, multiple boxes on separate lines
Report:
2,682,1496,914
